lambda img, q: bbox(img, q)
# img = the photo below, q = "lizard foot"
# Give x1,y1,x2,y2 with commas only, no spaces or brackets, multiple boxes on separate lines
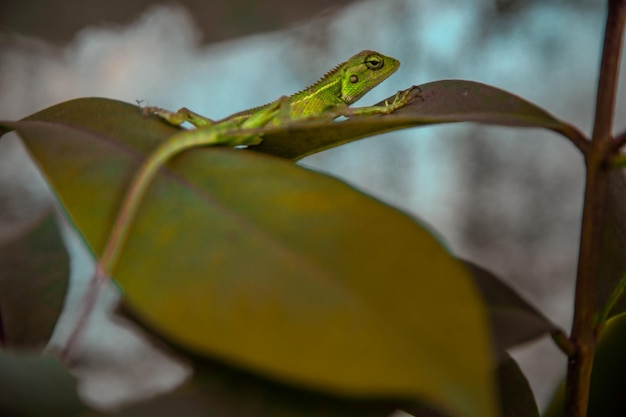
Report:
383,85,423,113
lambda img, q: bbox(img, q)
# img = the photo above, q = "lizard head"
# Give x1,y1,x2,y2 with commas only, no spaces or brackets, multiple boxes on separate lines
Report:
340,50,400,105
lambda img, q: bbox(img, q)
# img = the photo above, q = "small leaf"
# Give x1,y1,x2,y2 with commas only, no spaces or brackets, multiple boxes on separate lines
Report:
586,312,626,416
0,351,86,417
1,101,498,417
462,260,558,356
597,169,626,319
495,354,540,417
0,212,70,350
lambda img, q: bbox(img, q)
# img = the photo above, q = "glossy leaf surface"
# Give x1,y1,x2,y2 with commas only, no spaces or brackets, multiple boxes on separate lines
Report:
0,96,501,417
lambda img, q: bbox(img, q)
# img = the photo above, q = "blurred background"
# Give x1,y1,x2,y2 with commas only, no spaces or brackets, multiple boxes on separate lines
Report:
0,0,620,413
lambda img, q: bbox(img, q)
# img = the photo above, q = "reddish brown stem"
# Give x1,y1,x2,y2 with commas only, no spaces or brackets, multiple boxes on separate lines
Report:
565,1,626,416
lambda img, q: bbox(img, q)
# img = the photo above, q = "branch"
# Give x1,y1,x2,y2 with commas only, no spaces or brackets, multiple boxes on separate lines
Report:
565,1,626,416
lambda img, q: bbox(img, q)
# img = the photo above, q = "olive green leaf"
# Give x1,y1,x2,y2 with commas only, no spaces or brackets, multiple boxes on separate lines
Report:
1,97,499,417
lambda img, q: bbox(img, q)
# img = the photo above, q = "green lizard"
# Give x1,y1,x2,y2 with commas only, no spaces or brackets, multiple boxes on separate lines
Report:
95,50,418,280
65,49,419,356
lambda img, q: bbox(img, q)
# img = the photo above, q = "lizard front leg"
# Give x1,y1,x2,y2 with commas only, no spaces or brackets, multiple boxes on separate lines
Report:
346,86,422,117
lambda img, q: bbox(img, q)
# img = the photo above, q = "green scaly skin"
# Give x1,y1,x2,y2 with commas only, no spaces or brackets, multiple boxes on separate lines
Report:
64,50,419,357
144,50,411,130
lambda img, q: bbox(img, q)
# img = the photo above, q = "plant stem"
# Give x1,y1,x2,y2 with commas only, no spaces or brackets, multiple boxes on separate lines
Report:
565,1,626,416
551,329,577,357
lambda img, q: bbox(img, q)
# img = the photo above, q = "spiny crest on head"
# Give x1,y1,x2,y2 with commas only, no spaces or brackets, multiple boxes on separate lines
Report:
293,58,349,96
318,60,347,84
293,50,380,96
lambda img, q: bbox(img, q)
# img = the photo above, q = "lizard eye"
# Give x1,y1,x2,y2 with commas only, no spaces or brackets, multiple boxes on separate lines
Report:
365,55,384,70
350,75,358,83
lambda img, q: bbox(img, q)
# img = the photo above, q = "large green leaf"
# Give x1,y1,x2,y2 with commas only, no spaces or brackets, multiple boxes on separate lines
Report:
1,102,497,417
116,259,557,417
0,212,70,350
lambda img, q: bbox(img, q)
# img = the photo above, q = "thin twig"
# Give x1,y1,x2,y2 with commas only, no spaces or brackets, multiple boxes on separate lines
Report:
551,329,577,357
554,125,591,155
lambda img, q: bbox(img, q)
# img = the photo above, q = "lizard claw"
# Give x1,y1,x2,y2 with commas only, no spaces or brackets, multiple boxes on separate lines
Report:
395,86,422,104
383,86,423,114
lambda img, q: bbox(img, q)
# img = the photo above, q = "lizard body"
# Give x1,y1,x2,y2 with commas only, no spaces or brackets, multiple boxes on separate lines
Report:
144,50,409,130
230,49,401,120
101,50,417,280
